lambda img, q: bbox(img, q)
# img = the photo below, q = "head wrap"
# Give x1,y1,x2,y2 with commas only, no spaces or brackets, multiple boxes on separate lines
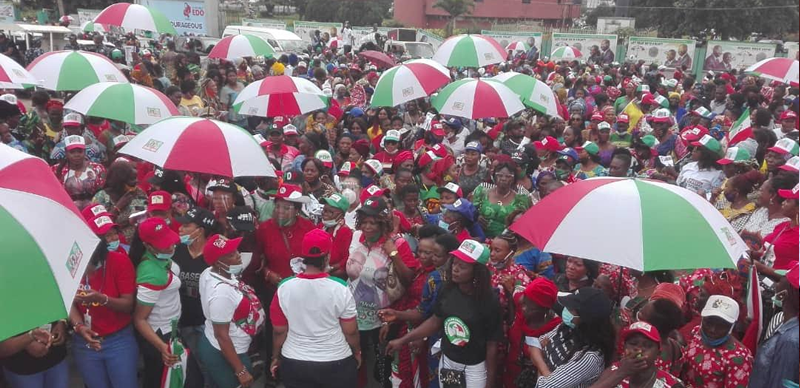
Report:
392,150,414,171
46,100,64,111
523,278,558,307
650,283,686,308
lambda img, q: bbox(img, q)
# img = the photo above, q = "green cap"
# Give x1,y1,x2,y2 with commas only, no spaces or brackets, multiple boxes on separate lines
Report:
322,193,350,213
640,135,658,148
451,239,490,265
692,134,723,156
111,49,123,59
421,187,441,202
576,141,600,156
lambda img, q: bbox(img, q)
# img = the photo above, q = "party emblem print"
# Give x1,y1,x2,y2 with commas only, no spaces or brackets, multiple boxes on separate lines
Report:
444,317,470,347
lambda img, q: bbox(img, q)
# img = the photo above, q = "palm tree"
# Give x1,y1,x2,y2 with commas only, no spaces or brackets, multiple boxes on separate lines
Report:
433,0,475,37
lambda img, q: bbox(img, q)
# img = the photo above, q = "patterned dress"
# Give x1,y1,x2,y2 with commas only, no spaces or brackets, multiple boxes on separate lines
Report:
683,326,753,388
489,264,530,387
608,363,685,388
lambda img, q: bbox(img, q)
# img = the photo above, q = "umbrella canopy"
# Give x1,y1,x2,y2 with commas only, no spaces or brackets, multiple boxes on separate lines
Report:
371,59,451,107
506,41,530,53
433,34,507,68
94,3,177,35
233,75,327,118
64,83,179,125
26,50,128,91
81,21,107,33
358,50,397,69
0,53,40,89
509,178,746,271
551,46,582,61
745,57,799,87
491,72,558,117
0,144,100,341
118,117,276,178
208,34,276,60
431,78,524,120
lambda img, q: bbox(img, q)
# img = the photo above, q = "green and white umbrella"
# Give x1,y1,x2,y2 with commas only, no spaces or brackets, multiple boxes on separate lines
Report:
551,45,582,61
94,3,177,35
371,59,451,107
432,78,524,119
0,144,100,341
432,34,507,68
510,177,747,271
506,41,530,53
80,21,107,33
26,50,128,91
491,72,559,117
64,82,179,125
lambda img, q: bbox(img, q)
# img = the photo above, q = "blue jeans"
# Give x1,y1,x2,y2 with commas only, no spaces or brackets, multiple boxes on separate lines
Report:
3,359,68,388
72,325,139,388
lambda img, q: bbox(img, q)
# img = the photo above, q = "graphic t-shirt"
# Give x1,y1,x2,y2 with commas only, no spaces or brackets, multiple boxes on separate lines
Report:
433,286,503,365
136,253,182,334
172,244,208,327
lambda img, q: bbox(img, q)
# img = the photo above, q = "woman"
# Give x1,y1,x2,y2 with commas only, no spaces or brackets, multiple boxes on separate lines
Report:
614,80,635,114
51,135,106,210
367,107,391,141
1,321,68,388
676,135,725,196
564,117,585,148
70,210,137,388
752,182,799,272
555,257,599,293
92,160,147,243
440,197,478,242
635,285,686,377
399,184,426,230
335,133,356,168
386,239,502,388
471,162,532,238
198,77,220,117
197,234,264,388
507,210,555,280
589,322,685,388
574,141,607,179
458,141,489,196
301,157,337,199
596,123,617,168
740,174,796,247
292,131,328,172
718,170,764,232
349,117,369,139
530,287,616,387
321,193,354,279
220,69,247,127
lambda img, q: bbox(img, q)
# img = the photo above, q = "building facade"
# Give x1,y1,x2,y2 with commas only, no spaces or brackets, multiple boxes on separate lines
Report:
393,0,582,30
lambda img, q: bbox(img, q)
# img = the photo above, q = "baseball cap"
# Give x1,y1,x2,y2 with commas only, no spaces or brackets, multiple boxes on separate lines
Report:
450,239,489,265
636,84,650,93
654,95,669,109
430,122,446,137
621,321,661,344
141,49,152,57
717,147,751,165
283,124,299,136
301,229,333,258
349,107,364,118
641,93,657,106
438,182,464,198
338,161,354,176
314,150,334,168
176,207,216,229
637,135,659,150
147,190,173,213
383,129,400,143
63,112,84,127
767,138,799,156
590,111,604,121
418,151,440,169
556,147,579,162
364,159,383,175
680,125,709,143
557,286,613,323
64,135,86,151
322,193,350,213
650,108,672,123
148,167,182,187
87,214,116,235
226,206,256,232
208,178,237,194
443,198,476,223
617,113,630,123
112,134,133,148
597,121,612,131
82,204,111,220
691,106,714,119
254,133,269,147
138,217,180,250
701,294,739,324
465,141,483,153
780,110,798,121
430,143,448,158
779,156,800,173
511,150,530,166
442,117,463,130
534,136,563,152
275,183,310,203
575,141,599,156
360,185,388,204
357,196,389,217
272,115,287,129
786,262,799,289
778,183,799,200
690,134,723,156
203,234,242,265
111,49,123,60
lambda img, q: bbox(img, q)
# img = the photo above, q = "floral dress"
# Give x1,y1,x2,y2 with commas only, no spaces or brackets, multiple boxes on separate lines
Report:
92,188,148,243
52,162,107,210
683,326,753,388
489,263,530,386
472,185,532,238
608,363,685,388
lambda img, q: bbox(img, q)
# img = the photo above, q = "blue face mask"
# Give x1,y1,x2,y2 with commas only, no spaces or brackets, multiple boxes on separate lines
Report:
561,308,578,329
180,234,195,245
438,219,450,231
361,176,374,188
155,251,174,260
107,240,120,252
701,329,729,348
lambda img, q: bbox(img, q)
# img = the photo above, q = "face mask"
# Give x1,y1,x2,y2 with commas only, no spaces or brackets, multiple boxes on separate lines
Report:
724,191,736,203
221,261,245,276
555,169,570,180
361,176,374,188
561,308,578,329
438,219,451,231
322,218,339,228
155,251,174,260
107,240,120,252
180,234,195,245
701,329,730,348
278,217,294,227
492,251,514,270
772,295,783,309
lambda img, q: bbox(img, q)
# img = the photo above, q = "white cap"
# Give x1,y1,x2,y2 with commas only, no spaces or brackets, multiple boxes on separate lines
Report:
701,295,739,324
64,135,86,151
63,112,84,127
0,93,17,105
364,159,383,176
383,129,400,142
283,124,298,136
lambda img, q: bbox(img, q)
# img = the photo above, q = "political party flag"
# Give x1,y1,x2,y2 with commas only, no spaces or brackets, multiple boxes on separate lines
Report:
622,100,644,132
161,320,188,388
726,107,752,146
743,265,762,354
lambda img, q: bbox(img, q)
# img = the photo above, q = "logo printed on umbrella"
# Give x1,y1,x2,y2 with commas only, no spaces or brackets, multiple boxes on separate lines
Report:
452,102,464,111
147,107,162,118
142,139,163,152
66,242,83,278
483,53,494,60
11,69,23,77
719,226,738,247
104,75,118,82
249,107,259,115
402,87,414,97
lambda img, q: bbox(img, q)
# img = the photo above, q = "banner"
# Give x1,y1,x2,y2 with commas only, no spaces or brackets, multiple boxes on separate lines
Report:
77,8,101,24
703,41,776,72
786,42,799,61
293,21,342,45
480,30,543,53
417,30,443,50
139,0,207,36
0,3,13,23
241,18,286,30
551,33,617,65
627,37,696,69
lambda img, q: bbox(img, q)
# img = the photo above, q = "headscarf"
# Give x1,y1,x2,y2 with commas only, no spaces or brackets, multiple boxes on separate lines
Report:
392,150,414,171
606,86,621,100
650,283,686,309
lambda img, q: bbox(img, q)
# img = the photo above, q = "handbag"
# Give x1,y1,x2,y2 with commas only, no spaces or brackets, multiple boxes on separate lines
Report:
439,367,466,388
384,236,407,303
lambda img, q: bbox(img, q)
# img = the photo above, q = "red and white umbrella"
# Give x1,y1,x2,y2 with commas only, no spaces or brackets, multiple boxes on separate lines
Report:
433,34,507,67
745,57,799,87
0,53,39,89
117,117,276,178
431,78,524,119
506,41,530,53
64,83,179,125
208,34,276,60
27,50,127,91
232,75,327,118
94,3,177,35
551,46,583,61
370,59,451,107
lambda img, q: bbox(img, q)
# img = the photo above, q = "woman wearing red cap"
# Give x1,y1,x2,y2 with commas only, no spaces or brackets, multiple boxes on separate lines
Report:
751,182,799,272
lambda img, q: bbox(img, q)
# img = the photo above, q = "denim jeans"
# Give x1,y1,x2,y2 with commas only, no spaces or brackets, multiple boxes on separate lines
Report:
195,335,252,388
3,359,68,388
72,325,139,388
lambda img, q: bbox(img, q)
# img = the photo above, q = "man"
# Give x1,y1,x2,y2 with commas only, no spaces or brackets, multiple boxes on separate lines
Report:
50,113,106,163
264,119,299,171
664,49,679,68
709,84,728,115
63,34,80,50
0,122,25,153
774,110,799,140
91,34,110,58
269,229,360,387
704,45,725,71
608,149,633,177
676,44,692,69
441,117,467,156
600,39,614,65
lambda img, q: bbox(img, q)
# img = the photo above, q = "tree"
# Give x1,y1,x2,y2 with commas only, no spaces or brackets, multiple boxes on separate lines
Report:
433,0,475,37
585,4,615,27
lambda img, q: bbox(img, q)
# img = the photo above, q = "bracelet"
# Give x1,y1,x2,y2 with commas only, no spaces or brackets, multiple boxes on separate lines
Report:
27,329,34,340
101,294,109,306
235,368,248,377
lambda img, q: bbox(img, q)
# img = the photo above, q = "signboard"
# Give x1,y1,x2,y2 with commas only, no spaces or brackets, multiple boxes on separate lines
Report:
77,8,101,24
551,33,617,65
627,37,696,68
480,30,543,53
417,30,443,50
139,0,207,36
293,21,342,45
242,18,286,30
703,41,776,71
786,42,799,61
0,3,14,23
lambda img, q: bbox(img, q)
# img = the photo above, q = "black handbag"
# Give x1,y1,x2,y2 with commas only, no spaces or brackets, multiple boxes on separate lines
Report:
439,367,466,388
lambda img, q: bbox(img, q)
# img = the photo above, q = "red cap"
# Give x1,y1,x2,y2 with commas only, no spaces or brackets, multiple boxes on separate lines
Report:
590,111,604,121
430,143,448,158
417,151,439,169
641,93,656,106
147,190,172,213
301,229,332,258
680,125,709,143
82,203,111,220
431,122,445,137
522,278,558,308
338,161,354,176
87,214,116,235
778,183,799,200
275,183,308,203
272,116,287,129
360,185,388,205
621,321,661,344
203,234,242,265
780,110,798,121
533,136,563,152
438,182,464,198
617,113,630,123
138,217,180,250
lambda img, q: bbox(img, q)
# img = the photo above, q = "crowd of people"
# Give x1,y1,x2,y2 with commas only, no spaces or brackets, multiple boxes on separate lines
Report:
0,27,798,388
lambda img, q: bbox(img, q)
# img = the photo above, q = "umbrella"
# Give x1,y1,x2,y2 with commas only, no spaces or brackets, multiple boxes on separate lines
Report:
551,46,582,61
509,177,747,272
208,34,276,60
26,50,127,91
118,117,276,178
161,320,188,388
0,53,40,89
81,21,107,33
491,72,558,117
431,78,524,120
94,3,177,35
232,75,327,118
506,41,530,53
0,144,100,341
358,50,397,69
744,57,799,87
370,59,451,107
64,83,179,125
433,34,507,68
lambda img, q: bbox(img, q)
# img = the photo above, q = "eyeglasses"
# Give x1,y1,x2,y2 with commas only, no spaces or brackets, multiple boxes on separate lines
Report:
274,203,296,211
495,173,515,179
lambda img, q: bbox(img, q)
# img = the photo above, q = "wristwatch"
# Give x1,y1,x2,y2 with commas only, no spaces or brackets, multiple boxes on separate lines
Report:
389,250,399,258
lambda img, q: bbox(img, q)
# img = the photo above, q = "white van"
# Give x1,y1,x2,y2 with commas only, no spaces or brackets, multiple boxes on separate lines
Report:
221,26,305,55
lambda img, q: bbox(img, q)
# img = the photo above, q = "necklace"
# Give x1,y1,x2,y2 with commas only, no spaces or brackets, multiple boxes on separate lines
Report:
495,187,513,205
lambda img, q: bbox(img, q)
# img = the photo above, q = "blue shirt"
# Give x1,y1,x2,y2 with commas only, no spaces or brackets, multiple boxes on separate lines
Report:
748,317,799,388
514,247,554,279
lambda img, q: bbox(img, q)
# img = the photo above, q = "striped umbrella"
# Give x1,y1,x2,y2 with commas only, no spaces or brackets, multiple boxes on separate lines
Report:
64,83,179,125
491,72,558,117
94,3,177,35
509,178,746,271
506,41,530,53
432,79,524,120
117,117,276,178
80,21,107,33
744,57,799,87
0,53,40,89
551,46,582,61
371,59,451,107
233,75,327,118
0,144,100,341
26,50,127,91
432,34,507,68
208,34,276,60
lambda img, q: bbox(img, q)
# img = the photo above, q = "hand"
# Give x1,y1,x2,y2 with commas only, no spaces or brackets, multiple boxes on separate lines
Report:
385,339,403,355
75,290,106,306
391,215,401,235
51,321,66,346
77,325,102,351
378,309,398,323
501,275,515,294
617,353,649,376
159,342,180,366
264,270,282,286
25,339,50,358
409,339,424,355
383,238,397,257
379,324,390,343
354,350,362,369
29,328,52,346
237,369,254,387
539,337,550,348
270,358,280,379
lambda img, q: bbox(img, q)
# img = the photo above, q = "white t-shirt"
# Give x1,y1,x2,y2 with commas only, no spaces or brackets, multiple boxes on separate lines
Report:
199,268,255,354
676,161,725,195
137,260,182,334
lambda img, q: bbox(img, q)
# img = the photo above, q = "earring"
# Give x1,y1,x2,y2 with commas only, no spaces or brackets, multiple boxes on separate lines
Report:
473,277,478,287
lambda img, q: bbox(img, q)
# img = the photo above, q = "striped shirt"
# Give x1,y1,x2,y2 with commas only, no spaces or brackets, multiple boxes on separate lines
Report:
536,325,605,388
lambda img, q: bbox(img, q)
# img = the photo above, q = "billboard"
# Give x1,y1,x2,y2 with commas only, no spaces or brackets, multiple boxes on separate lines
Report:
703,41,776,72
241,18,286,30
627,37,696,68
480,30,543,53
293,21,342,45
77,8,101,25
139,0,207,36
551,33,617,65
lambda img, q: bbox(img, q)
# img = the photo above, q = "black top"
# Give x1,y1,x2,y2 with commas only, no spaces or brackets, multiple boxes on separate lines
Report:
1,338,66,375
434,286,503,365
173,244,208,327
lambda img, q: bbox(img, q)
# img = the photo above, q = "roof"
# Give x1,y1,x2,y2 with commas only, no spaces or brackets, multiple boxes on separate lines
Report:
223,25,301,41
0,24,73,34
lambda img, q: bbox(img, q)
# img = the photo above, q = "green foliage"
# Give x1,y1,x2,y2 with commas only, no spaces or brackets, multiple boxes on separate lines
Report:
585,4,615,27
302,0,390,26
433,0,475,36
382,19,405,28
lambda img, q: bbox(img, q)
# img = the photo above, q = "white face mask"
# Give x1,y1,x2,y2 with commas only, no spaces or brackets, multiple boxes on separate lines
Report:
341,188,357,206
322,218,339,228
491,251,514,270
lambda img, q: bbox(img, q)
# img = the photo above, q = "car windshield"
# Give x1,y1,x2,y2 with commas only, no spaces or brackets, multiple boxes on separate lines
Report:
405,43,434,58
278,39,306,53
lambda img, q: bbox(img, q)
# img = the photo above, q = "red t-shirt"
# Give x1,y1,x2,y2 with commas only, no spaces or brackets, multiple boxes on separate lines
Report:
764,221,799,270
326,224,353,270
257,217,316,279
77,251,136,337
